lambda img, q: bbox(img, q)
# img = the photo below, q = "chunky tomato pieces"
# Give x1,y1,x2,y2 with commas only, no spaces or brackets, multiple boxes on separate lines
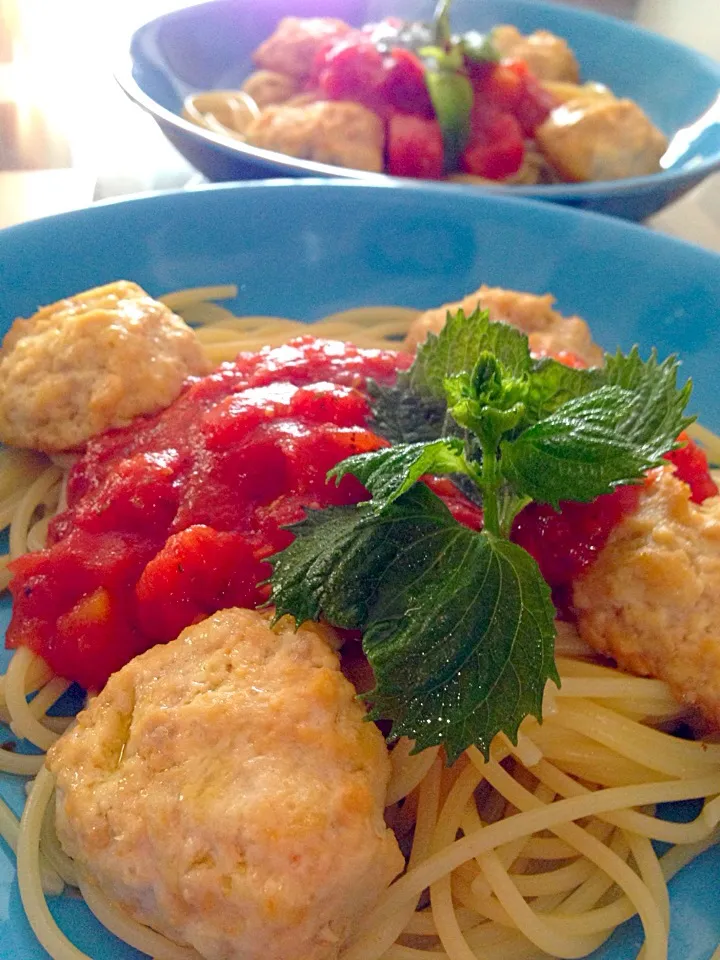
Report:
387,114,444,178
461,59,555,180
312,32,433,119
462,110,525,180
381,48,435,117
7,338,410,690
663,431,718,503
308,19,558,180
314,37,387,108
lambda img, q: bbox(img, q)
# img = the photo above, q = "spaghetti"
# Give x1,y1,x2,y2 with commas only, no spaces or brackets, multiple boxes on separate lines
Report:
0,288,719,960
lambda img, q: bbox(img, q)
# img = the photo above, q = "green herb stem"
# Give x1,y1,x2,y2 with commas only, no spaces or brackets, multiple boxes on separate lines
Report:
479,443,500,535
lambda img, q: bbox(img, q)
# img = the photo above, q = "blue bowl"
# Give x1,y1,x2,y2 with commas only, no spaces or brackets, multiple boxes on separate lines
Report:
117,0,720,221
1,180,720,958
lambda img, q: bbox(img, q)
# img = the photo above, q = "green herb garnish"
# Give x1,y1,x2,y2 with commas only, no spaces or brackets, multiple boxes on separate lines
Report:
267,309,693,761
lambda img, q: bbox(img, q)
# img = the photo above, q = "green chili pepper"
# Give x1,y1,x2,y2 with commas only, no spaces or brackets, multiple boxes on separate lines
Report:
433,0,453,47
460,30,501,63
424,67,474,172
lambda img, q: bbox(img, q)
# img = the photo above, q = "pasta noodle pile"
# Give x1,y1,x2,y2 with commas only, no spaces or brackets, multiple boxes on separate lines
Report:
0,288,718,960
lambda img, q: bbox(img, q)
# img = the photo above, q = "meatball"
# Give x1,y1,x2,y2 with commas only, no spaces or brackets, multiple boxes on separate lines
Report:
241,70,298,108
542,80,615,106
0,281,210,453
253,17,350,81
574,467,720,727
47,609,403,960
246,101,384,172
285,90,322,108
536,98,668,182
404,284,603,367
492,25,579,83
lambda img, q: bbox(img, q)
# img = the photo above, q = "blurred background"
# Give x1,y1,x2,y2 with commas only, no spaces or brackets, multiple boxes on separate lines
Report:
0,0,718,244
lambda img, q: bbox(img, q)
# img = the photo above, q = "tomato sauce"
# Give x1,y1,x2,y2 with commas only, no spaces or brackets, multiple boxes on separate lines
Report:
663,431,718,504
6,338,410,690
6,337,716,690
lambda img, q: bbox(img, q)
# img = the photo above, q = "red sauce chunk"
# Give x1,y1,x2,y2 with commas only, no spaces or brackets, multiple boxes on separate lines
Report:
663,431,718,503
7,338,411,690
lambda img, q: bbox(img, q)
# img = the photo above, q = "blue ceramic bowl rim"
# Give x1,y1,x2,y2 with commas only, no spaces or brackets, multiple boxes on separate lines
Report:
3,175,720,268
116,0,720,199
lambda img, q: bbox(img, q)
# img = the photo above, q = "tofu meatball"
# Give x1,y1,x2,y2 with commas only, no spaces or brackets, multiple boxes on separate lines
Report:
47,609,403,960
241,70,298,108
246,101,384,172
0,281,210,453
536,98,668,182
285,90,322,108
404,284,603,367
574,467,720,727
492,25,580,83
253,17,350,81
542,81,615,106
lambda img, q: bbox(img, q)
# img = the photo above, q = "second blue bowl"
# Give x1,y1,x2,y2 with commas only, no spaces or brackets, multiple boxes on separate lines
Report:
117,0,720,220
